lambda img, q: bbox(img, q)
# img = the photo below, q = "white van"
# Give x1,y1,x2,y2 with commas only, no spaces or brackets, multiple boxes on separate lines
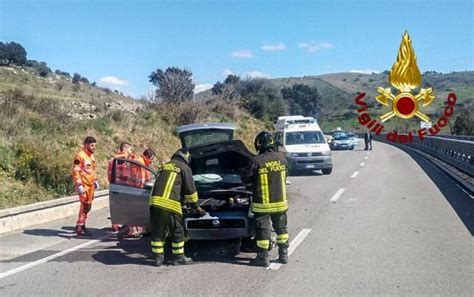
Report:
274,115,332,175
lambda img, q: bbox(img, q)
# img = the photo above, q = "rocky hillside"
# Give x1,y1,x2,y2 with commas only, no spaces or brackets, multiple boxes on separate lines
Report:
0,66,266,208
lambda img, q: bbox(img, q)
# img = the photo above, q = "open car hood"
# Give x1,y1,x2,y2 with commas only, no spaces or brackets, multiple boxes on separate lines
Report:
189,140,254,175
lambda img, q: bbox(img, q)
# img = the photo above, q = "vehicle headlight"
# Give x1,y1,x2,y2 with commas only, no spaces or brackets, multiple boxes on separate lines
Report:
285,152,298,157
321,150,331,156
333,142,339,146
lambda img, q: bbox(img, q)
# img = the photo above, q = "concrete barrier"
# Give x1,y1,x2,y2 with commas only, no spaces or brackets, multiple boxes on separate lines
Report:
0,190,109,235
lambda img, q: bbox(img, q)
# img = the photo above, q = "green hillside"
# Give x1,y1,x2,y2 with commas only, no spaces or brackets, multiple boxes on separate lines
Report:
0,66,266,209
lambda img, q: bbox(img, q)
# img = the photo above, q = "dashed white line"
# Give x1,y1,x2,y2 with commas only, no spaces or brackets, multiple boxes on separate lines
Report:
0,235,109,280
268,228,312,270
364,156,369,160
330,188,346,203
360,162,365,167
351,171,359,178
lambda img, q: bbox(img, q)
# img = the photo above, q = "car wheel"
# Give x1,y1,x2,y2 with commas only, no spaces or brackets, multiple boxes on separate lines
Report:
322,168,332,175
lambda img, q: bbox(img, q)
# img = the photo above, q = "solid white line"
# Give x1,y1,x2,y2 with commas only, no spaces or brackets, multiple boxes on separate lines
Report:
360,162,365,167
364,156,369,160
351,171,359,178
0,235,109,279
268,228,312,270
330,188,346,203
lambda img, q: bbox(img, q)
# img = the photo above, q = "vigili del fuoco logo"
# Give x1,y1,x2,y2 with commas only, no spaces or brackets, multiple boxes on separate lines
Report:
355,31,457,143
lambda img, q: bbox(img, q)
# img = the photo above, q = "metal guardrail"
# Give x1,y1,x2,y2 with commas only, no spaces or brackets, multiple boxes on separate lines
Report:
374,134,474,177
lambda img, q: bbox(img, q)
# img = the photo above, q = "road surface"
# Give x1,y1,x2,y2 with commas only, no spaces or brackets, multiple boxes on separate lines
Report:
1,140,472,296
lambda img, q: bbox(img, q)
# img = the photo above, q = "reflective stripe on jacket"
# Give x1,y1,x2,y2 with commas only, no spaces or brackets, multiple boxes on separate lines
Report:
149,158,198,215
246,151,288,214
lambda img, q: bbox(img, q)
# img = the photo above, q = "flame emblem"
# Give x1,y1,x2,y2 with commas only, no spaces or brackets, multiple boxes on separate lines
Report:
376,32,435,122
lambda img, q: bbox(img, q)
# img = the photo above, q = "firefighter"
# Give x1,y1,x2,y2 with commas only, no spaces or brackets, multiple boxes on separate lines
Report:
72,136,98,237
149,149,206,267
244,131,289,267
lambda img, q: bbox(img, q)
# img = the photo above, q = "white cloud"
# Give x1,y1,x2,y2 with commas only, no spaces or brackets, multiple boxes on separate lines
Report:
350,69,381,74
98,76,129,88
194,83,213,94
230,49,254,58
245,70,270,79
297,41,334,53
223,68,235,77
261,42,286,51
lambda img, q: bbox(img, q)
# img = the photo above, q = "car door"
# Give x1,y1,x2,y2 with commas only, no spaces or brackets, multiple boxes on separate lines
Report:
109,158,157,226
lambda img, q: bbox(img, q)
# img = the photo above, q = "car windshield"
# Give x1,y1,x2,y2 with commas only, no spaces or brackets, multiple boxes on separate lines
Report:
285,131,326,145
333,132,349,140
182,129,232,148
346,132,356,137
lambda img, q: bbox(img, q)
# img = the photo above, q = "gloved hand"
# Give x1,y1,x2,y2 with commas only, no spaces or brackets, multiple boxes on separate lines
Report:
77,185,85,195
195,206,206,217
94,181,100,190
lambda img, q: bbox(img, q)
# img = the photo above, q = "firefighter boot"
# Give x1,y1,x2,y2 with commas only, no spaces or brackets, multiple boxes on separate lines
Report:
154,254,164,267
278,246,289,264
250,250,270,268
171,254,193,266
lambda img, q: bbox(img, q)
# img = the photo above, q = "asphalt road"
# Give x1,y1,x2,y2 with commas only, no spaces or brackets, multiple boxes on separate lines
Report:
1,140,473,296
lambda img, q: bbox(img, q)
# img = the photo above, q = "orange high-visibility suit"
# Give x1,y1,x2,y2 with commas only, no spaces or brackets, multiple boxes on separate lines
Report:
72,147,97,227
132,154,153,188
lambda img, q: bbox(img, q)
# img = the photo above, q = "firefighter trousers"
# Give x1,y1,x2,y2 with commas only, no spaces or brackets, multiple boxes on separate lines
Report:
150,207,185,256
255,212,289,252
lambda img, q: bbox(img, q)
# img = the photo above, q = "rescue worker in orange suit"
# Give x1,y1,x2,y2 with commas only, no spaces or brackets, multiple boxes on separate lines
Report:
126,148,156,237
72,136,98,237
107,142,135,232
243,131,289,267
149,149,206,267
133,148,155,188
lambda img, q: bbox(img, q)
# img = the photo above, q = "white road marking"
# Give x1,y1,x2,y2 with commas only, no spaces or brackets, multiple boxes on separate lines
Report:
330,188,346,203
0,235,109,280
268,228,312,270
367,152,370,155
351,171,359,178
364,156,369,160
360,162,365,167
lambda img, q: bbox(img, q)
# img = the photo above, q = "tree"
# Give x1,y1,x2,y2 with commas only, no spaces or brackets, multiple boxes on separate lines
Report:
0,42,27,66
72,73,81,84
79,77,89,84
239,79,288,121
453,105,474,135
211,75,242,102
25,60,51,77
281,84,321,117
148,67,194,104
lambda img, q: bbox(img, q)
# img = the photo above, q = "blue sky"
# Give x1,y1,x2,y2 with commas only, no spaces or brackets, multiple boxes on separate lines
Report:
1,0,472,97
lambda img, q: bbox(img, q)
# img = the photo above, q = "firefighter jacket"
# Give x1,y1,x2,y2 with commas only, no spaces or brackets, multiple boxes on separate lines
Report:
244,151,288,214
72,147,97,189
149,158,199,215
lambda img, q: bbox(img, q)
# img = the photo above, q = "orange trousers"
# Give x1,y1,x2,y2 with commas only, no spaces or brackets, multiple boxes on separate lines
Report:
76,186,95,226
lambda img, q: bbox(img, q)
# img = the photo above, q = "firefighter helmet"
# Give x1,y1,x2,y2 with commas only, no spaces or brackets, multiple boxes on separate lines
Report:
254,131,276,154
172,149,191,165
